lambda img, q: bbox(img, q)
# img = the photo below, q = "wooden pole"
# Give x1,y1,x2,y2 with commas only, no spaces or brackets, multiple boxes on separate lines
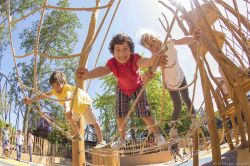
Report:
72,118,85,166
199,56,221,165
188,38,221,165
212,86,234,150
235,103,247,148
74,1,100,165
230,114,239,145
222,115,234,150
193,132,199,166
234,87,250,150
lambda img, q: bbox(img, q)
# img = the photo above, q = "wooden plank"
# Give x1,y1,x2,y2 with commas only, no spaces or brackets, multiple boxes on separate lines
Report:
72,117,85,166
120,151,172,166
92,149,120,166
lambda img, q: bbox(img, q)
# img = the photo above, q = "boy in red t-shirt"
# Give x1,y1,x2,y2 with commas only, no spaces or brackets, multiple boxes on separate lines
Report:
77,33,167,149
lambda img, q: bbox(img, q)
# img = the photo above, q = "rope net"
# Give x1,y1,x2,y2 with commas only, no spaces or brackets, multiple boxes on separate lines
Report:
4,0,250,165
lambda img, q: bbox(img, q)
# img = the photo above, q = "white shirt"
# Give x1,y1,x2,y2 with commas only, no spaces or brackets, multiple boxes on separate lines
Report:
16,134,24,145
163,40,184,89
28,134,34,146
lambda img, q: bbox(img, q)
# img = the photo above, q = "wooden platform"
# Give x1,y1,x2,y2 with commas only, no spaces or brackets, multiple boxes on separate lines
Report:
237,147,250,165
120,151,172,166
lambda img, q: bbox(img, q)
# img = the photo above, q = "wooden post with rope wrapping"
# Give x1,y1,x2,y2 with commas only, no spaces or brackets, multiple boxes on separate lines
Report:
73,1,100,165
75,0,120,165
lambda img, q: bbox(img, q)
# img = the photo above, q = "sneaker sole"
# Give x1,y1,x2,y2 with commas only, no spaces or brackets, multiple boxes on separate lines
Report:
94,144,109,149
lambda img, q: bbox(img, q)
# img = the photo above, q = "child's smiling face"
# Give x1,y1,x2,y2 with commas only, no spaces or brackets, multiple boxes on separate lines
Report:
113,42,131,64
52,82,64,94
144,35,163,54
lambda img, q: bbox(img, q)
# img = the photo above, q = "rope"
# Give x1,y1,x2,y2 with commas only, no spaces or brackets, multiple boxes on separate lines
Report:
12,7,42,24
33,105,71,139
86,0,122,92
6,0,118,150
33,0,47,90
46,0,113,11
6,0,249,164
6,0,26,96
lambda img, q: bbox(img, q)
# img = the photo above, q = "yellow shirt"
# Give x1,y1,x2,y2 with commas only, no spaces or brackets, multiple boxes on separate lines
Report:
50,84,92,113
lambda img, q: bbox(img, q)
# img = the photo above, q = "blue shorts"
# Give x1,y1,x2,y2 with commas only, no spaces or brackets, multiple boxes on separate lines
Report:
115,86,151,118
2,140,9,149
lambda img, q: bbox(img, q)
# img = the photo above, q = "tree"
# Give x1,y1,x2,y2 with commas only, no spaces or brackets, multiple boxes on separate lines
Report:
7,0,82,142
0,0,45,68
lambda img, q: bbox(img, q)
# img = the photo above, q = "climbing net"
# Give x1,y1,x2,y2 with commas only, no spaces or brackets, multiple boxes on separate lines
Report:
4,0,208,157
5,0,118,141
5,0,250,165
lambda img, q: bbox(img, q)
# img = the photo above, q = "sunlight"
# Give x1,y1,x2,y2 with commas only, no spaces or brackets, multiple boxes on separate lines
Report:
172,0,192,8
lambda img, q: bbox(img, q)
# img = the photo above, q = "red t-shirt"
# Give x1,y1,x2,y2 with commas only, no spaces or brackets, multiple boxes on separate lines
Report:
106,53,143,96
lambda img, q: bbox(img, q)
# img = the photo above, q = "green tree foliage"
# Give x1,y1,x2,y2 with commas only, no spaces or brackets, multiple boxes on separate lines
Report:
7,0,81,142
0,0,44,67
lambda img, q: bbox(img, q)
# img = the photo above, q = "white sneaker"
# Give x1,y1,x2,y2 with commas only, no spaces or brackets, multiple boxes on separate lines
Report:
94,140,107,149
154,134,166,146
111,138,126,149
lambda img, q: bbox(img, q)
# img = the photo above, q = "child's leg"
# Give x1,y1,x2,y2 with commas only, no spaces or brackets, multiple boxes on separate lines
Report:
132,88,159,133
176,146,183,159
92,123,103,142
115,87,130,140
177,152,183,159
83,106,104,142
141,116,159,134
116,117,126,140
189,146,193,156
65,111,81,136
169,90,182,121
173,152,177,161
179,78,195,115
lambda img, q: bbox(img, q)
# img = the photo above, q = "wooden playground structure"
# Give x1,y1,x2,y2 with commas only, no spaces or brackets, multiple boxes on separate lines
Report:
2,0,250,165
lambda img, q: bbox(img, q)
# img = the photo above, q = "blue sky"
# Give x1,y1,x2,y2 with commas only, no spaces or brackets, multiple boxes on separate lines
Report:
3,0,246,128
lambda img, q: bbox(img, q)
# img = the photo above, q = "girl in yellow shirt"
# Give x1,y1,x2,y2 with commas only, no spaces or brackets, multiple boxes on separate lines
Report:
25,71,106,148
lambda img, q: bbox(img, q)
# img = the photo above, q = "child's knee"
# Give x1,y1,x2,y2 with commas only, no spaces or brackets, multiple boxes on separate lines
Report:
66,112,73,119
92,122,99,127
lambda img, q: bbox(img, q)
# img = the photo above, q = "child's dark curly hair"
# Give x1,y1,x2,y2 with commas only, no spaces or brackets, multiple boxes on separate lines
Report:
109,33,135,54
49,71,67,85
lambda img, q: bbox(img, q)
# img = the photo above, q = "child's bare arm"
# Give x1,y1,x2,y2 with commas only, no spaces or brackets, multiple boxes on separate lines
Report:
174,29,200,45
173,36,196,45
137,56,157,68
137,51,167,68
76,66,111,80
64,100,72,113
141,68,155,83
24,92,52,105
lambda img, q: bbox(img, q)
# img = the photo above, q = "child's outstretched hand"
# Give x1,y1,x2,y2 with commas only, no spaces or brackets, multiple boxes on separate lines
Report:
76,67,88,80
142,69,155,83
24,98,32,105
193,29,201,41
156,50,168,67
